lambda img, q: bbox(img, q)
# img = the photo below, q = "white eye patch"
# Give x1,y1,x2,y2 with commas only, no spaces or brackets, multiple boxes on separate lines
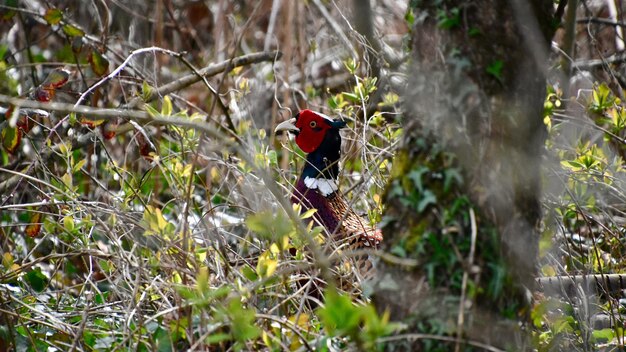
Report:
304,176,338,196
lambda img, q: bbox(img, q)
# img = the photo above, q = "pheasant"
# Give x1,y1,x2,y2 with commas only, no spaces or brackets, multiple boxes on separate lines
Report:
274,109,382,283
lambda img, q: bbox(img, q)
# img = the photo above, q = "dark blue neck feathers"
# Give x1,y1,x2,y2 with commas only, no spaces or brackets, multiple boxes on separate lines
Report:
301,128,342,180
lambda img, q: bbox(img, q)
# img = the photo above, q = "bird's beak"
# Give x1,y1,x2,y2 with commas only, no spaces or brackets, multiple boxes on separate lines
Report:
274,118,299,134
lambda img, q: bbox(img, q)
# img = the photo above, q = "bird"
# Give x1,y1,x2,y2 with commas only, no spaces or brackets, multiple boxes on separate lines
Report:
274,109,382,283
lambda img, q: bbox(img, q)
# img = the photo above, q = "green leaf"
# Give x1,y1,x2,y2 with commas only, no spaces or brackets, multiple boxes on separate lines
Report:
245,210,294,241
328,95,338,109
407,167,428,192
95,292,108,305
205,333,230,345
63,215,75,232
142,205,171,236
300,208,317,219
341,92,360,103
343,58,358,74
25,268,47,292
561,160,584,170
267,150,277,166
83,331,96,347
73,158,87,173
443,168,462,193
486,60,504,79
256,250,278,278
89,50,109,76
468,27,482,36
161,95,173,116
0,45,7,61
144,103,160,118
405,8,415,26
590,83,615,112
417,190,437,212
241,266,258,281
196,266,209,293
153,327,174,352
317,289,361,336
437,7,460,29
62,24,85,37
142,81,153,101
592,328,615,342
227,299,261,342
44,8,63,25
42,68,70,89
1,126,21,154
361,306,400,345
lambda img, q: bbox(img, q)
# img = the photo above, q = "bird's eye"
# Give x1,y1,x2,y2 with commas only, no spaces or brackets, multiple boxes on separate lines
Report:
309,121,317,128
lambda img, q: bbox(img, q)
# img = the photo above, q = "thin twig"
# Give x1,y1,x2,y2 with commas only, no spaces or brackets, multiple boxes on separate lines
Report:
124,50,282,109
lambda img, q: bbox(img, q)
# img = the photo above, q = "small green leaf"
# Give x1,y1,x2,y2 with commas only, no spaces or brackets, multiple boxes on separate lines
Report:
328,95,338,109
0,45,7,61
62,24,85,37
300,208,317,219
73,158,87,173
25,268,47,292
83,331,96,347
196,267,209,293
343,58,358,74
161,95,173,116
256,250,278,278
44,8,63,25
407,167,428,192
592,328,615,342
437,8,460,29
142,205,171,236
468,27,482,36
405,8,415,26
205,333,230,345
241,266,258,281
341,92,360,103
69,112,77,125
561,160,584,170
267,150,277,166
227,299,261,342
443,168,462,193
41,68,70,89
89,50,109,76
1,126,21,154
144,103,160,118
142,81,153,101
95,292,108,305
417,190,437,212
486,60,504,79
317,289,361,336
63,215,75,232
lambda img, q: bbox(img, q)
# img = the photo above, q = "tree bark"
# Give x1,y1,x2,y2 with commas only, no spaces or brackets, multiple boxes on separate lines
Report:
374,1,555,349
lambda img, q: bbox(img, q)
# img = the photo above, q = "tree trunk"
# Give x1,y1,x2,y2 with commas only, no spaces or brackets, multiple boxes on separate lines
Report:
373,1,555,349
